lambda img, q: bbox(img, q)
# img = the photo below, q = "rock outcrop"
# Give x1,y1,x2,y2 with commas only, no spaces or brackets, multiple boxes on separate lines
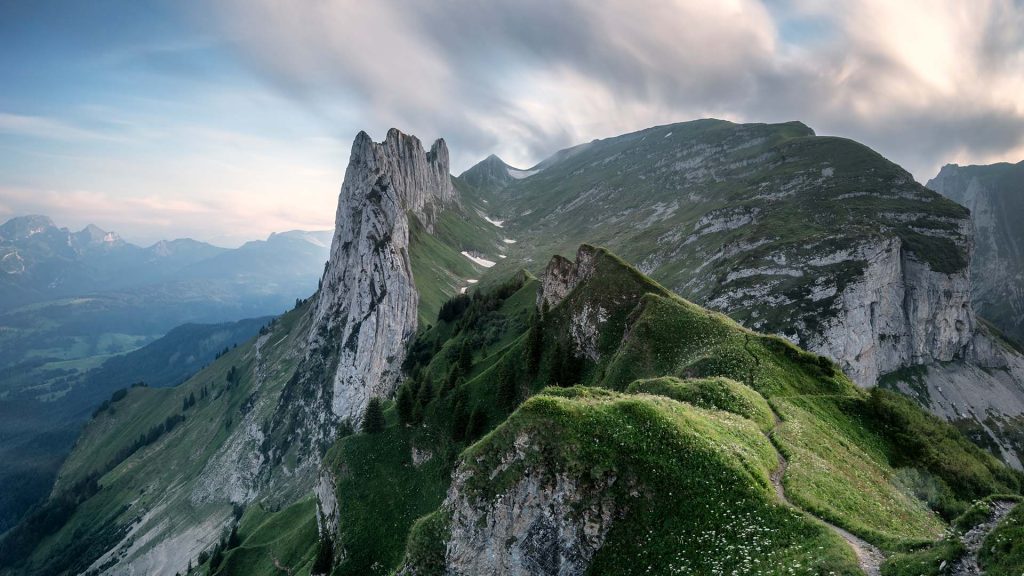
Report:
417,432,617,576
536,246,598,310
928,162,1024,344
806,236,975,386
307,128,455,425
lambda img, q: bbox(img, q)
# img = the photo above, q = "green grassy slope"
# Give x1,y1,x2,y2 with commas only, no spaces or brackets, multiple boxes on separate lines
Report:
10,234,1020,575
0,303,314,576
459,387,862,575
336,245,1020,575
471,119,971,350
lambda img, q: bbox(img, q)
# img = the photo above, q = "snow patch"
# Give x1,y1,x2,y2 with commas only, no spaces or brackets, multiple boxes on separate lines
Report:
461,252,496,268
506,167,538,180
503,238,517,244
664,132,673,138
483,215,504,227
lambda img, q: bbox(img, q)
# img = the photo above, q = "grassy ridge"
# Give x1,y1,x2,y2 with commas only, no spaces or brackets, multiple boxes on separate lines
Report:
393,245,1020,575
2,303,314,576
627,376,775,433
469,388,862,576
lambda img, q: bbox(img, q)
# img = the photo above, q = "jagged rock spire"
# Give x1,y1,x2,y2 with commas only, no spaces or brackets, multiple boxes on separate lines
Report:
308,128,454,425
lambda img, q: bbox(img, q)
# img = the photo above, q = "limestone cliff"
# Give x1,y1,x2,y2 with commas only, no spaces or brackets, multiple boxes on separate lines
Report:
928,162,1024,344
804,235,975,386
308,128,454,424
265,129,455,468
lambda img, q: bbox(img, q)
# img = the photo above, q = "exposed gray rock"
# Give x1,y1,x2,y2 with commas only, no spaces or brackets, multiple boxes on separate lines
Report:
309,128,455,425
808,237,975,387
537,245,598,310
929,162,1024,344
426,433,617,576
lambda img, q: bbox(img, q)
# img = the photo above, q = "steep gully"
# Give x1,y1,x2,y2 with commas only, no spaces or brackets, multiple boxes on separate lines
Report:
951,500,1016,576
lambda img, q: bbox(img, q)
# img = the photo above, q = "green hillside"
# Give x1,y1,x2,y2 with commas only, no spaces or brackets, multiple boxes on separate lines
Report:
462,119,971,354
318,245,1019,575
4,174,1019,575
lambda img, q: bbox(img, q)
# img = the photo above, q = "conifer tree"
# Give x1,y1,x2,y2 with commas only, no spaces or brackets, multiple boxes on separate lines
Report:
497,361,517,413
451,393,469,442
396,385,415,425
466,407,488,441
312,536,334,575
526,312,543,377
361,397,385,434
457,340,473,375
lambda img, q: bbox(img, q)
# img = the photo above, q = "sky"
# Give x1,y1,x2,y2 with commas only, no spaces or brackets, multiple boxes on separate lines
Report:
1,0,1022,246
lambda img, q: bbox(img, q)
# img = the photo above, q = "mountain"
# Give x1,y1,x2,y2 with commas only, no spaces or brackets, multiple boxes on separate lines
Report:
0,222,332,401
927,161,1024,344
0,217,218,308
3,127,1022,576
0,219,331,536
0,216,334,313
0,316,269,535
458,119,1024,469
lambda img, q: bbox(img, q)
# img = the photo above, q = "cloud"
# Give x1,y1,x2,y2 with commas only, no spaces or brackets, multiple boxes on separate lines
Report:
207,0,1024,179
0,113,115,142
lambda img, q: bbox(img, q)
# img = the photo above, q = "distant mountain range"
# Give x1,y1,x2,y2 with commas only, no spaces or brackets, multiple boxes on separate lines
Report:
0,215,331,312
0,216,331,534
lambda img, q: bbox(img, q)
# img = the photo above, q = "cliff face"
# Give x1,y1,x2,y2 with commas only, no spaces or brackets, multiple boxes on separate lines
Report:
807,236,975,386
307,129,454,425
474,119,977,391
441,434,617,576
928,162,1024,344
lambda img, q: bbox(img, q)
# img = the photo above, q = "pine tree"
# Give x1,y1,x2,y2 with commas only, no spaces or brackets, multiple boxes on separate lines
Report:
457,340,473,375
416,378,434,409
526,312,544,377
466,406,488,441
451,396,469,442
396,385,415,426
444,364,464,394
312,536,334,575
549,341,566,386
496,361,517,413
209,544,223,571
361,397,385,433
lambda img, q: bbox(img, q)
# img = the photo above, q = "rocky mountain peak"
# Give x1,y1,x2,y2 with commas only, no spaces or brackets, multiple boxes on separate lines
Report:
537,245,599,309
0,215,57,241
72,224,123,249
346,128,455,228
460,153,516,193
299,128,454,428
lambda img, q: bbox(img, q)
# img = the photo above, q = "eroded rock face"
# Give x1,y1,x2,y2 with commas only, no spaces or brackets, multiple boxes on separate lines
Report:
439,434,616,576
308,128,454,425
537,246,609,361
808,237,975,386
928,162,1024,344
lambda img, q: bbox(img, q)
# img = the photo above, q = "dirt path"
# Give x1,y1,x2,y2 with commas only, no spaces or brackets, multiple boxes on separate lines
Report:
767,412,885,576
951,500,1017,576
